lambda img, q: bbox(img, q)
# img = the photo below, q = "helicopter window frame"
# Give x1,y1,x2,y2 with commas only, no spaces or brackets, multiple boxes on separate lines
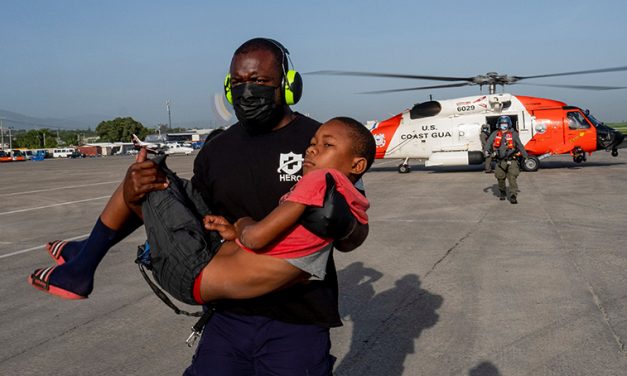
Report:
566,111,590,130
485,115,520,132
409,101,442,120
585,112,603,128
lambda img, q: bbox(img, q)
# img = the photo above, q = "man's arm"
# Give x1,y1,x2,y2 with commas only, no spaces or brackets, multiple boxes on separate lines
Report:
198,241,309,301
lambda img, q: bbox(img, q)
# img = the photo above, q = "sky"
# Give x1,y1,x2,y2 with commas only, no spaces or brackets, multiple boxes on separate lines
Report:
2,0,627,129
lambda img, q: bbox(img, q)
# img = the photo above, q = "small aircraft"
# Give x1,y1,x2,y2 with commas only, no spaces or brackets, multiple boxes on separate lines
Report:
163,142,194,156
131,134,194,156
310,66,626,173
131,134,162,154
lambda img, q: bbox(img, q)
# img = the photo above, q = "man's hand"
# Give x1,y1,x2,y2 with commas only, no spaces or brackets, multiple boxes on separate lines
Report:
300,173,358,240
122,148,169,210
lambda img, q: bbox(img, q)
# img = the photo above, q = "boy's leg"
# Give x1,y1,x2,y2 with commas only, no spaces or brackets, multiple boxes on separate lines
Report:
29,183,141,298
47,183,142,264
197,242,308,302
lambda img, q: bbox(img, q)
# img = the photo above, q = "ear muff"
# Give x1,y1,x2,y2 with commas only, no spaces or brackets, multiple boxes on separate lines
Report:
283,70,302,105
224,73,232,105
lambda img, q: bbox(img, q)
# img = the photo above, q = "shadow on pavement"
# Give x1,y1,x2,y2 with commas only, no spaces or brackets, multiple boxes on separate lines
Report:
468,361,502,376
334,262,443,376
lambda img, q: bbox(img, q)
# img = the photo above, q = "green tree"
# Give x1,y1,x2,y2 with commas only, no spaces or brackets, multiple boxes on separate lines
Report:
96,117,149,143
14,129,58,149
59,130,80,146
14,130,40,148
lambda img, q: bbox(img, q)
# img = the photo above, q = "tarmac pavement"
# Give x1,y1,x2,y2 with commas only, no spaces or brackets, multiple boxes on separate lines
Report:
1,152,626,375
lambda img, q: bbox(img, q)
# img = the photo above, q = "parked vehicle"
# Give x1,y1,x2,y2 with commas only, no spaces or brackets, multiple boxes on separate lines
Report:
15,149,33,160
52,148,75,158
10,150,27,161
0,150,12,162
32,150,46,161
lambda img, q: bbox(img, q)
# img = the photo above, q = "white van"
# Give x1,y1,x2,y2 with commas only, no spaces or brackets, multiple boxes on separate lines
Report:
52,148,75,158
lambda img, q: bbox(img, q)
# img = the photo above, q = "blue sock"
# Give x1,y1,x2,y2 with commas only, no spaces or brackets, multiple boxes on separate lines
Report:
48,218,125,296
54,217,141,262
52,239,88,262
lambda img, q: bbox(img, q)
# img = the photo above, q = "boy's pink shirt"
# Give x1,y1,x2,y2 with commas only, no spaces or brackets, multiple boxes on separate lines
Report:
235,168,369,258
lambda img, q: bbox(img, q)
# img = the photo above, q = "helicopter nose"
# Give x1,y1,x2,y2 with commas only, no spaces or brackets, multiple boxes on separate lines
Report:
610,130,624,157
614,130,625,146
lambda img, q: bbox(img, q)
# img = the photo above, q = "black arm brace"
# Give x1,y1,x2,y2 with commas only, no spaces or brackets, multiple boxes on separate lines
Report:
299,172,357,240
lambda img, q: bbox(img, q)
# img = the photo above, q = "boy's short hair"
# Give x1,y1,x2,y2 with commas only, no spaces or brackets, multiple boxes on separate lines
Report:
329,116,376,173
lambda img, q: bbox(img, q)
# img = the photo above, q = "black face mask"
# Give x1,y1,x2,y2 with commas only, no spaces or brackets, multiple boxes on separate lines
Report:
231,83,284,134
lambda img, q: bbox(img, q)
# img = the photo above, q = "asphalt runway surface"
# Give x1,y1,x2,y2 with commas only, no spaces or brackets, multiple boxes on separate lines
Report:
1,152,626,376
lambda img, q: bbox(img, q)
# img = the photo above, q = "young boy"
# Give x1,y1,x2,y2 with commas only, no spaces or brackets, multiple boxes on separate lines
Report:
29,117,376,304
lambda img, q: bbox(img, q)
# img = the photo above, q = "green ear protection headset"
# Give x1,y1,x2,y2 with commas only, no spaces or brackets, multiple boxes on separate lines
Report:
224,38,303,106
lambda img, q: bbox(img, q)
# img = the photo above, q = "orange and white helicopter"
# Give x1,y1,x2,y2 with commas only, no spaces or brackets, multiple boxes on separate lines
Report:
311,66,626,173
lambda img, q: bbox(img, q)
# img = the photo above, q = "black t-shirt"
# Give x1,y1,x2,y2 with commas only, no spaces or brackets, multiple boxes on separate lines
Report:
191,113,342,328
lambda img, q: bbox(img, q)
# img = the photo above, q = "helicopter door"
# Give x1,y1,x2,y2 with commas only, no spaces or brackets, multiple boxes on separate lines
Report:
564,110,596,152
454,123,478,149
485,115,519,131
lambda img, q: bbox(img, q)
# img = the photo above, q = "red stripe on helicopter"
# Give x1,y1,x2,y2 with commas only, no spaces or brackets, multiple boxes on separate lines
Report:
369,114,403,159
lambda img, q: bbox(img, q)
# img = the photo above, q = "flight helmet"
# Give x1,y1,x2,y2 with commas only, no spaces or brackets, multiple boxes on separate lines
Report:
498,116,512,131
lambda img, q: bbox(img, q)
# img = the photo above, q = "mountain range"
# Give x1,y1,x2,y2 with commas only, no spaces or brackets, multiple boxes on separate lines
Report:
0,109,226,130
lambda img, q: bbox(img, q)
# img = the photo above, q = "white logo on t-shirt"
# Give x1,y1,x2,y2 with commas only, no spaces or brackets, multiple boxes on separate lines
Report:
277,152,303,181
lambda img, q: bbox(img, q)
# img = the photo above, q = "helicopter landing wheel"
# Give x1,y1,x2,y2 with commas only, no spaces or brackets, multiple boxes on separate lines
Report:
572,146,586,163
612,148,619,157
521,156,540,172
398,164,411,173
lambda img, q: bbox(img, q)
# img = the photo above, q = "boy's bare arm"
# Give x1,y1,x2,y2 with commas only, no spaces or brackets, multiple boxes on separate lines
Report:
237,201,307,250
204,215,238,240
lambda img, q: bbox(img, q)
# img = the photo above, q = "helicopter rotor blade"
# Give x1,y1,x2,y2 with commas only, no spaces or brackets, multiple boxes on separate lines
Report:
306,70,473,82
358,82,472,94
516,83,627,90
307,65,627,93
514,65,627,81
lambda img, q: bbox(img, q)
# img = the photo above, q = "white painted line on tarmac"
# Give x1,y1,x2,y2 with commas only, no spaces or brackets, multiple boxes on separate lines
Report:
0,171,193,198
0,181,119,197
0,196,110,216
0,233,90,259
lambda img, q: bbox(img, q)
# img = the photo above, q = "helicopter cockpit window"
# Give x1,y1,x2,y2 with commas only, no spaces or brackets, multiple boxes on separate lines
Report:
409,101,442,119
586,112,603,128
567,112,590,130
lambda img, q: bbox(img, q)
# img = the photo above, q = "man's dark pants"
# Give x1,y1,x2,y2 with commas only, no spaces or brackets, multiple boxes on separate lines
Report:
184,311,334,376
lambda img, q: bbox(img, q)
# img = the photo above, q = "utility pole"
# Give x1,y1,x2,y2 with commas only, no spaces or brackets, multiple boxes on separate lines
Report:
0,119,4,150
166,100,172,130
8,127,13,150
